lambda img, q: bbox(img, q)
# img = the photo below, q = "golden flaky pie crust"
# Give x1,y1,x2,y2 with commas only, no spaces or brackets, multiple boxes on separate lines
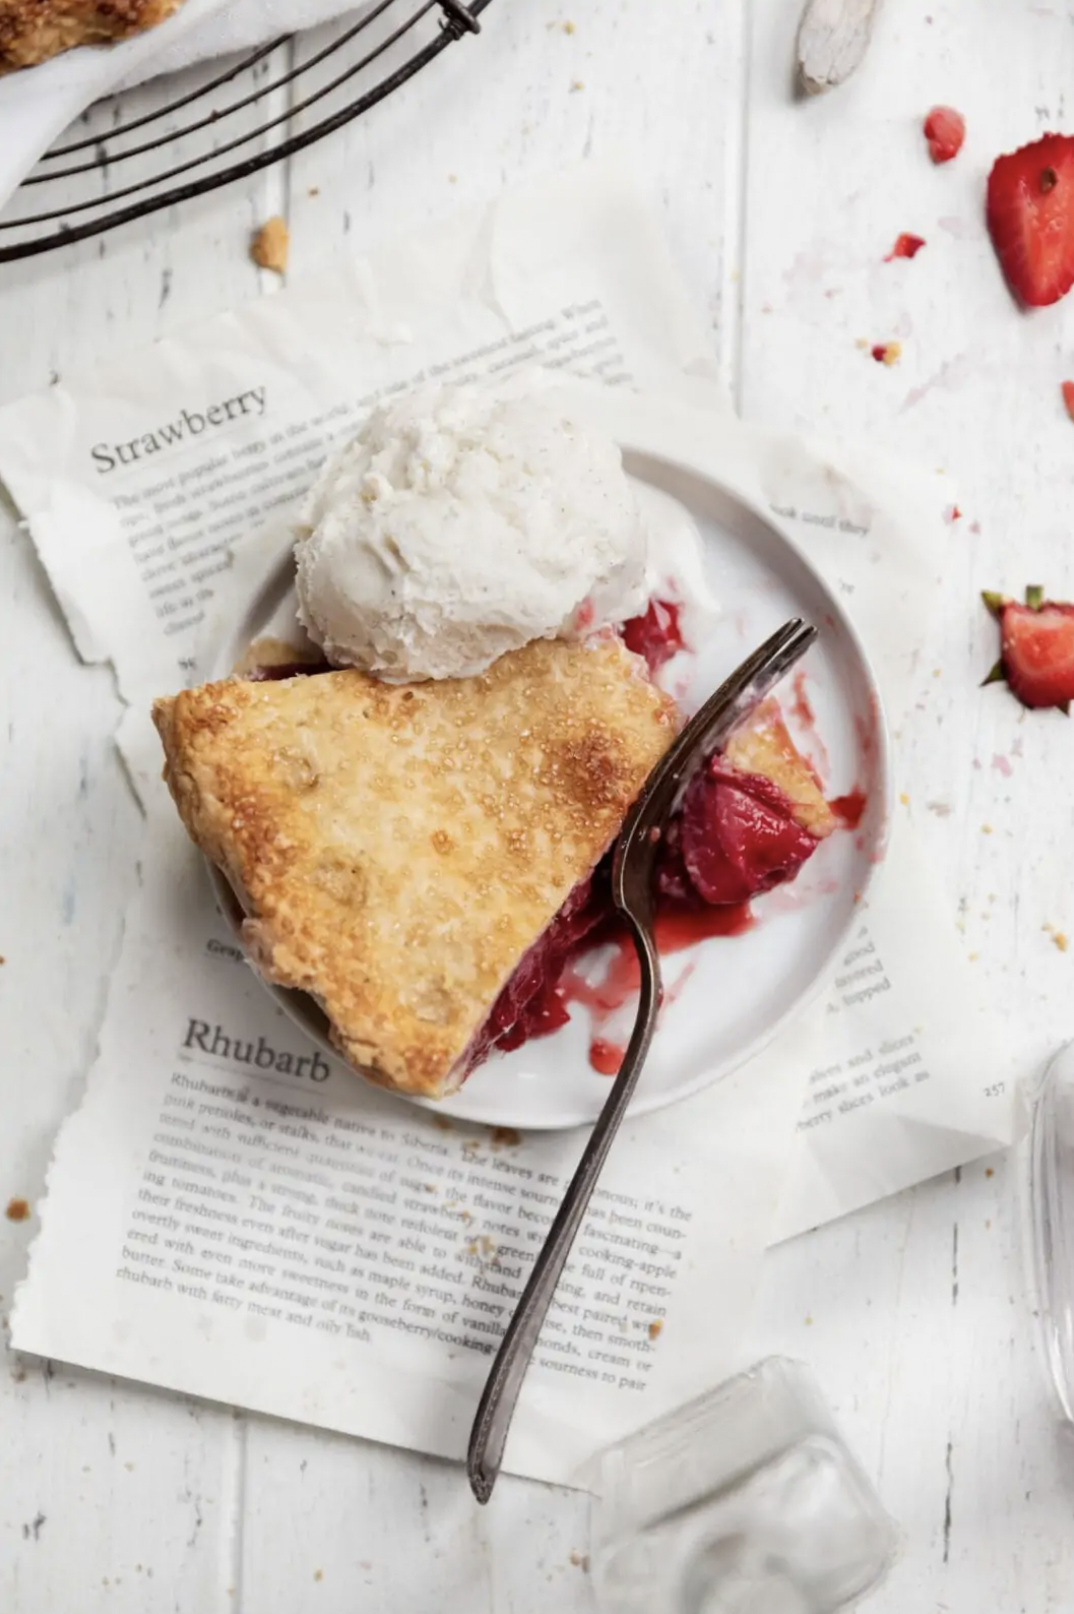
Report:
0,0,182,71
153,637,677,1100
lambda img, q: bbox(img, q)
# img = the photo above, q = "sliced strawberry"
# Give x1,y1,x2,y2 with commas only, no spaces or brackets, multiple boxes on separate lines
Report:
987,134,1074,307
983,586,1074,712
1062,380,1074,421
885,233,926,261
924,106,965,164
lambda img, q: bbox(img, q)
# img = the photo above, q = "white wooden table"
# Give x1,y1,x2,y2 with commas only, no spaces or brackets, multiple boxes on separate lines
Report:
2,0,1072,1607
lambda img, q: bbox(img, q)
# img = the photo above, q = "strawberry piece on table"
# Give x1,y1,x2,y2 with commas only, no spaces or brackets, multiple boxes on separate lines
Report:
983,586,1074,712
885,233,926,261
1062,380,1074,421
986,134,1074,307
924,106,965,164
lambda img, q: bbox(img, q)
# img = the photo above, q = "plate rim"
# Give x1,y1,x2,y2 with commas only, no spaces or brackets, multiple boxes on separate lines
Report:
206,415,893,1131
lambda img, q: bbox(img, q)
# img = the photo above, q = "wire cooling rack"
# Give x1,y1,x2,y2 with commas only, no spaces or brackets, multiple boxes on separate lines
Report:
0,0,491,263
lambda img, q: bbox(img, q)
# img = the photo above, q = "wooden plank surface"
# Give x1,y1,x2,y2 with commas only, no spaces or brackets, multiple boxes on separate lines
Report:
2,1,1071,1609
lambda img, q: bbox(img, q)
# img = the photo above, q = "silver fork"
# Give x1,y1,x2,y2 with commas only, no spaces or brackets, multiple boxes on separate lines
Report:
467,618,819,1503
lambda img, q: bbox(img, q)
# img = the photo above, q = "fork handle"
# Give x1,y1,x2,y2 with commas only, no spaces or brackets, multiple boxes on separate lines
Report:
467,917,661,1503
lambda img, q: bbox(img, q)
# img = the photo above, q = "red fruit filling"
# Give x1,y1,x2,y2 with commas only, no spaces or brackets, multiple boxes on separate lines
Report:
464,872,609,1069
620,597,685,673
679,759,821,906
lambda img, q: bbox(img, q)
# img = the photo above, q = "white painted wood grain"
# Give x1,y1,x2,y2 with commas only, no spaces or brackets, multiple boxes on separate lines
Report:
2,0,1073,1608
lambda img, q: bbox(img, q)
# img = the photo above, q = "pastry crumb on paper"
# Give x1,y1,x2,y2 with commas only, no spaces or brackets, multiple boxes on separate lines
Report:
250,217,289,274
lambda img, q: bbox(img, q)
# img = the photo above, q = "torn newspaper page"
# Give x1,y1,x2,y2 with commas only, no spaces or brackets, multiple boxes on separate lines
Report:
11,798,814,1486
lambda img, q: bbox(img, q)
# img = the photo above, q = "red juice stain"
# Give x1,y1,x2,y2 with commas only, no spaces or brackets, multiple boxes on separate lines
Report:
568,900,753,1076
884,233,927,262
790,668,815,728
590,1039,625,1075
561,933,641,1015
830,788,867,830
654,902,753,951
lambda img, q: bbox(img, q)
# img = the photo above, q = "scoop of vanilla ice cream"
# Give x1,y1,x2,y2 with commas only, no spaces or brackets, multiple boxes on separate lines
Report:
294,384,650,681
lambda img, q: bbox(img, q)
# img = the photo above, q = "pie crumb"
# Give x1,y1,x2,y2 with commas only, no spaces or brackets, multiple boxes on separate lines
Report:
563,19,576,32
5,1199,30,1222
647,1319,663,1341
308,186,319,197
569,1550,589,1570
313,1571,323,1583
251,217,289,274
570,78,585,92
490,1125,522,1149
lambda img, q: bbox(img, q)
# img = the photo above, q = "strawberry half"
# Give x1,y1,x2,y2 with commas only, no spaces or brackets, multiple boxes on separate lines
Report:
983,586,1074,712
924,106,965,164
986,134,1074,307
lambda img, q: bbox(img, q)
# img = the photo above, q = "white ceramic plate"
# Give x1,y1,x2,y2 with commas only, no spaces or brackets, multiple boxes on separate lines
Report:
210,392,891,1131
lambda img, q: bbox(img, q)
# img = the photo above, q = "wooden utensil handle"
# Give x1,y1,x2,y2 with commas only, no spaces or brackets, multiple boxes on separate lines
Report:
797,0,882,95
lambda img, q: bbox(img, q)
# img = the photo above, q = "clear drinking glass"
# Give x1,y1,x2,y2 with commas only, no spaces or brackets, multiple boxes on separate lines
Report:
1023,1041,1074,1420
590,1357,897,1614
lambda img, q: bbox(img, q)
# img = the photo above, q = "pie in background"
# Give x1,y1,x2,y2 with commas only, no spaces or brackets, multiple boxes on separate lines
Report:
0,0,183,72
